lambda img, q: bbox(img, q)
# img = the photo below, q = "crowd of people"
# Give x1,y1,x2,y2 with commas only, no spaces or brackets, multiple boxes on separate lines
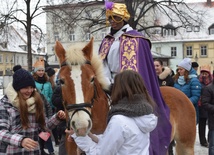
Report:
153,58,214,155
0,1,212,155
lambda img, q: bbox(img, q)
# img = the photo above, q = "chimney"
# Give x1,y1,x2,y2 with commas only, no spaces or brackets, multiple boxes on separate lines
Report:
207,0,211,6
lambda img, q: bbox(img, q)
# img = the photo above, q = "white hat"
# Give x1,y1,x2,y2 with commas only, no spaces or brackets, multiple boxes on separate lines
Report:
178,58,192,71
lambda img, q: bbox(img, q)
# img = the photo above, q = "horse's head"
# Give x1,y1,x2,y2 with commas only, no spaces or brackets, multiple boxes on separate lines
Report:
54,38,109,136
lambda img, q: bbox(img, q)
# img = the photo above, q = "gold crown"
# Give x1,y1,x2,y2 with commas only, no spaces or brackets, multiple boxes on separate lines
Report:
106,3,130,23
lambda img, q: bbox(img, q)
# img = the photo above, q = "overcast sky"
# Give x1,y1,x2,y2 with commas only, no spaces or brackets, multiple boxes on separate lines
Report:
185,0,206,2
6,0,209,33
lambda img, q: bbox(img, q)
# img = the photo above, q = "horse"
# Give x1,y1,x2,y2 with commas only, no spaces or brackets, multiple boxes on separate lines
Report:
54,38,196,155
54,38,109,154
160,86,196,155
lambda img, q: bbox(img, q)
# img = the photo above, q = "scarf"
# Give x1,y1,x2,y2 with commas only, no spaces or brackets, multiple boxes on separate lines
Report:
108,94,153,123
199,75,212,85
35,76,46,84
178,76,186,85
5,83,36,113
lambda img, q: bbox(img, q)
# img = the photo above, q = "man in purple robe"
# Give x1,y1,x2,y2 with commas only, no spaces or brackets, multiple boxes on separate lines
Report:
99,1,172,155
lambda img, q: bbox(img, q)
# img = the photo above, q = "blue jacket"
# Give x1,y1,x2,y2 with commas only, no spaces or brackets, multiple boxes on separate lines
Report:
174,68,201,123
35,81,53,108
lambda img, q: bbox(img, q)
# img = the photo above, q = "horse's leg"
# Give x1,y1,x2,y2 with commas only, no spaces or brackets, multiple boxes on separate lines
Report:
175,140,194,155
168,114,176,155
168,140,175,155
174,120,196,155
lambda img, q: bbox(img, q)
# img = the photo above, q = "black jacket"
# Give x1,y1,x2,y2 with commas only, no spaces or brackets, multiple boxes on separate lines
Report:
52,85,64,112
201,82,214,130
157,67,174,87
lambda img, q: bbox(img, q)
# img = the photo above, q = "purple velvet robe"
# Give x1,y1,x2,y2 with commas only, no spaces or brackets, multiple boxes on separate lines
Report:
99,30,172,155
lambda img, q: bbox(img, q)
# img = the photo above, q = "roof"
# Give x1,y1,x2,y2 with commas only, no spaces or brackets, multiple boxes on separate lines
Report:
151,51,171,58
0,25,45,54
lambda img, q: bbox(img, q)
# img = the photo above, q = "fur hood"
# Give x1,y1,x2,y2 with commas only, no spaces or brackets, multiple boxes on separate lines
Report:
5,82,36,113
159,67,172,80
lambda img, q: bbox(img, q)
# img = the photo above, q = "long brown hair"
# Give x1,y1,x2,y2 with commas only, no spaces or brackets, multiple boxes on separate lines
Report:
32,72,49,82
173,69,190,82
18,90,46,130
111,70,156,108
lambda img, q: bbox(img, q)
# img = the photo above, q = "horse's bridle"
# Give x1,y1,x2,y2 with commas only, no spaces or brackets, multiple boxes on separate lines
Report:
59,60,98,129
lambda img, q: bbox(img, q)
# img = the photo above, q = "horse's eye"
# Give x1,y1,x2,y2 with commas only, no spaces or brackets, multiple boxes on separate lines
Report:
60,79,65,85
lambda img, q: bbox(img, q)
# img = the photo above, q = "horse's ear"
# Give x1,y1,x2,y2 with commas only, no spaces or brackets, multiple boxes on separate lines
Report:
82,37,94,60
54,41,66,64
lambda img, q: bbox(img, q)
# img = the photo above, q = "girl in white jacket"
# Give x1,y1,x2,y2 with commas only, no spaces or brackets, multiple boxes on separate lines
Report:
69,70,158,155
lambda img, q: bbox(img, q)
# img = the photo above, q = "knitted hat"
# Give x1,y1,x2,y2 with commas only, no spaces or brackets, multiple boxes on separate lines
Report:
12,68,35,91
200,65,211,73
178,58,192,71
33,57,45,72
105,1,130,23
192,62,199,68
45,67,55,77
12,65,22,72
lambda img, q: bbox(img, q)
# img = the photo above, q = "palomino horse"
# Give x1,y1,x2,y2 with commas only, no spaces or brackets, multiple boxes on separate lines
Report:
54,38,196,155
160,86,196,155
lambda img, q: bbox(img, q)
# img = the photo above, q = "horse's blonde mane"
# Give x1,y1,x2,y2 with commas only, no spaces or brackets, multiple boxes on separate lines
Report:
65,43,109,91
90,52,109,91
66,43,86,66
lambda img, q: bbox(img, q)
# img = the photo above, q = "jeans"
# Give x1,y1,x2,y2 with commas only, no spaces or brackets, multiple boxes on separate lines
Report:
45,137,54,153
209,130,214,155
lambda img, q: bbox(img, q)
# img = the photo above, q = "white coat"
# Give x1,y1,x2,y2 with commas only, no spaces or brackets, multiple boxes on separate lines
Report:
72,114,157,155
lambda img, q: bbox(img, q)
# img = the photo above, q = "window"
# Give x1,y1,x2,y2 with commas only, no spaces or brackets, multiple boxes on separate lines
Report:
194,26,200,32
22,56,24,65
5,55,9,63
186,46,192,57
200,46,207,56
69,31,75,41
156,47,161,53
210,28,214,34
0,55,3,63
86,32,91,41
10,56,14,63
19,45,27,51
16,56,19,64
163,29,175,36
171,47,177,57
186,26,192,32
54,32,59,41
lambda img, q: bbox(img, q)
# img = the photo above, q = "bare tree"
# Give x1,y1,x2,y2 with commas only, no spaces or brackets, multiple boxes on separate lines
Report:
0,0,45,71
45,0,205,38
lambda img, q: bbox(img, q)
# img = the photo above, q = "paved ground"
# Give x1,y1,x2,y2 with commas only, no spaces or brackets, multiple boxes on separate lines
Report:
193,125,208,155
50,125,208,155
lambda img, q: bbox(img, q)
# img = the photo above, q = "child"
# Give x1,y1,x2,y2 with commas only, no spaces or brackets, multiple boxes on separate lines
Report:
0,67,65,154
69,70,157,155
